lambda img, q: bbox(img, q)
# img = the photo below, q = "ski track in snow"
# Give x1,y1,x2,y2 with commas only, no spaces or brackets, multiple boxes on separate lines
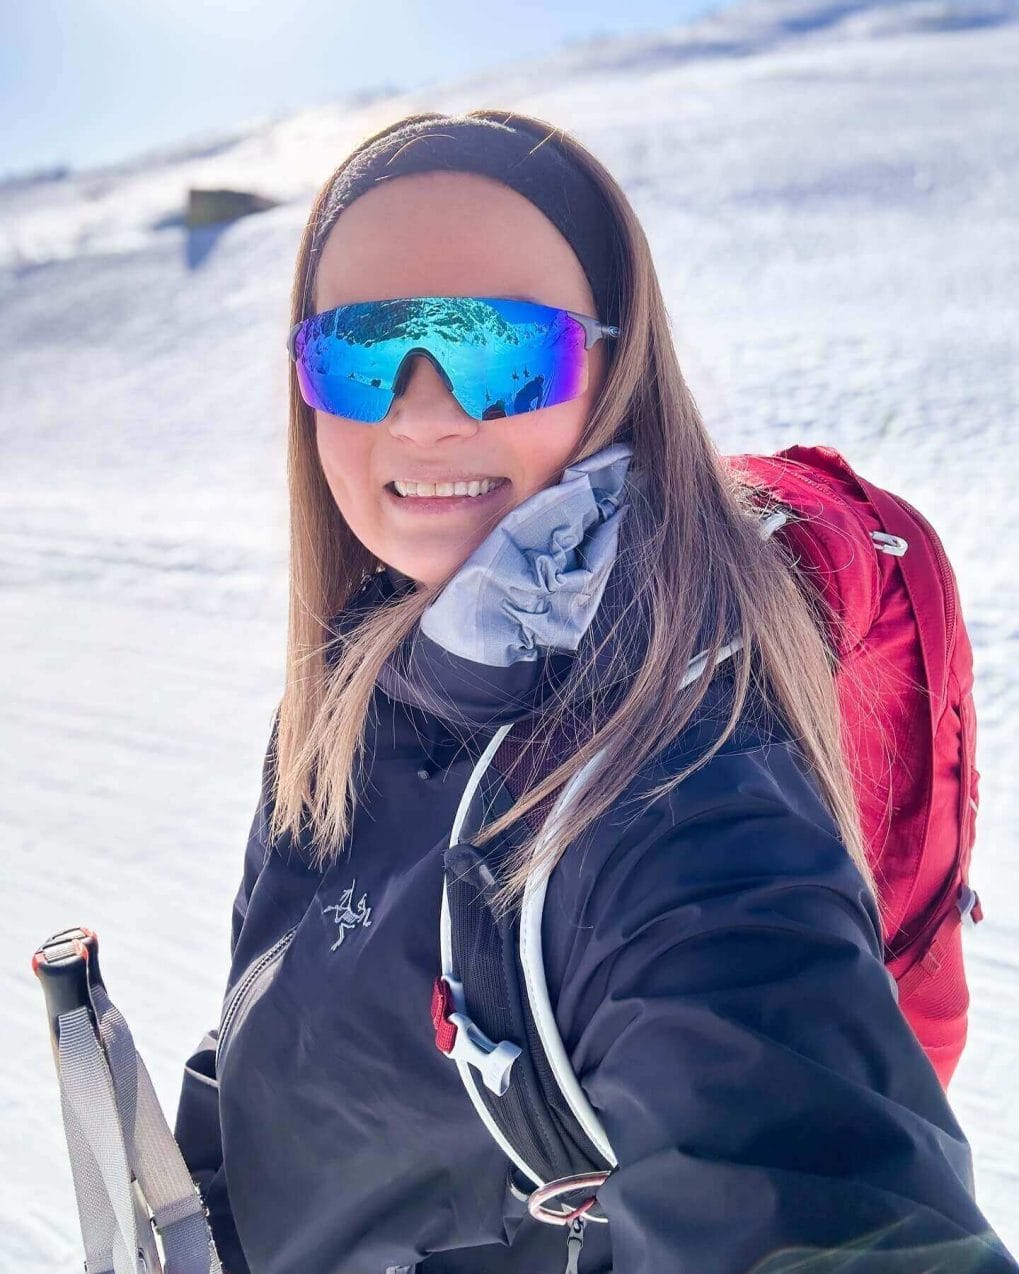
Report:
2,0,1017,1266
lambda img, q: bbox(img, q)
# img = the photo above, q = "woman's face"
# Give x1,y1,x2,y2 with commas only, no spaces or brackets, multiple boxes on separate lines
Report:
310,170,611,588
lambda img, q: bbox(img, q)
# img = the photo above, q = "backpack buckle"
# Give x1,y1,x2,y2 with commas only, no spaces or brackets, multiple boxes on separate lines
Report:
957,883,983,925
431,975,521,1096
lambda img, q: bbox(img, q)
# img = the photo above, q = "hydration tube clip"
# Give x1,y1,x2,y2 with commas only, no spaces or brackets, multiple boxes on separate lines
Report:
871,530,909,556
431,975,521,1096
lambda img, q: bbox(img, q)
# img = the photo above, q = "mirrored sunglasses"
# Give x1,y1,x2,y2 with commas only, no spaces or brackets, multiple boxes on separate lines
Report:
287,295,620,424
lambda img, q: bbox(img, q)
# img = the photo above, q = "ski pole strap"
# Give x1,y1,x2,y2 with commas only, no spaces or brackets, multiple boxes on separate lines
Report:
33,927,222,1274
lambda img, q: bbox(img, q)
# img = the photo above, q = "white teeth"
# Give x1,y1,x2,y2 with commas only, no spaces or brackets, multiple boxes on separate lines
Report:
393,477,505,498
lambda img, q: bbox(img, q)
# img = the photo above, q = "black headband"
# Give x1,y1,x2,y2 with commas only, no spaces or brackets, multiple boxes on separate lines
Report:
308,114,621,325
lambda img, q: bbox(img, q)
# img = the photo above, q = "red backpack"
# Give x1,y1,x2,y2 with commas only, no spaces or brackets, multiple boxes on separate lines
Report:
728,443,982,1088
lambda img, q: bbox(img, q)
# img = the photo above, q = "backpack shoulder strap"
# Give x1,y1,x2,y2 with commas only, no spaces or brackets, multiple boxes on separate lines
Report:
436,724,616,1211
431,508,789,1236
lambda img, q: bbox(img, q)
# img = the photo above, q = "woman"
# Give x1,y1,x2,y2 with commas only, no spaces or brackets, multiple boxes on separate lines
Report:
175,111,1016,1274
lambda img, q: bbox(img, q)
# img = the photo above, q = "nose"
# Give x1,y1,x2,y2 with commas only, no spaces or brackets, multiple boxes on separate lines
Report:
385,352,479,444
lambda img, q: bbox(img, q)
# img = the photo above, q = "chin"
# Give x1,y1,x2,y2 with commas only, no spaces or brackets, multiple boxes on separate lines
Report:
399,556,466,591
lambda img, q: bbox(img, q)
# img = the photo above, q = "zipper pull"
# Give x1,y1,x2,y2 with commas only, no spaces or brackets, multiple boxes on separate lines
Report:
563,1217,586,1274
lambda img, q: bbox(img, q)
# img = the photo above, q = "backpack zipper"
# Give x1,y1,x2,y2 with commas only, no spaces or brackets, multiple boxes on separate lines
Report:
764,464,879,654
763,461,968,958
217,928,297,1065
764,462,958,665
887,490,958,659
878,489,965,963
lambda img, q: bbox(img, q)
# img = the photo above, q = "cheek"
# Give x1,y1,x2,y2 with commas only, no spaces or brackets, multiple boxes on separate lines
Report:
506,399,592,499
315,416,374,522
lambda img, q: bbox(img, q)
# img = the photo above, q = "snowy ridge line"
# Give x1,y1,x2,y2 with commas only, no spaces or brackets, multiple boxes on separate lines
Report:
495,0,1019,81
2,0,1019,272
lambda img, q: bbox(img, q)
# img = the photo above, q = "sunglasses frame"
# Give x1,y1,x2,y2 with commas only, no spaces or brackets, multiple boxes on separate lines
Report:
285,296,620,361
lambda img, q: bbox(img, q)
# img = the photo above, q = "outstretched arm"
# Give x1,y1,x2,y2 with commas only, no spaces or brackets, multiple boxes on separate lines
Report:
561,742,1016,1272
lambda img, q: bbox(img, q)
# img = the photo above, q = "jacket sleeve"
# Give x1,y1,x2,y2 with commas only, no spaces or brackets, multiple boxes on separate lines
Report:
173,706,281,1274
562,739,1017,1273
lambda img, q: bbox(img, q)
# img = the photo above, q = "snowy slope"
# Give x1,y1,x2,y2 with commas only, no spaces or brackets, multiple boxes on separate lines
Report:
2,0,1017,1266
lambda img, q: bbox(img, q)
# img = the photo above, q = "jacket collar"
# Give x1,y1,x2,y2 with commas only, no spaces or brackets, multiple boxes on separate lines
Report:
361,442,639,737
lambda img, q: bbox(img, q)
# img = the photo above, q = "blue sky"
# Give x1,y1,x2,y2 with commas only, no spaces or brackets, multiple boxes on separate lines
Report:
2,0,733,180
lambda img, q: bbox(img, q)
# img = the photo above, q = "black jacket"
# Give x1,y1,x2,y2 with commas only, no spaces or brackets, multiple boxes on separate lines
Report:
175,449,1016,1274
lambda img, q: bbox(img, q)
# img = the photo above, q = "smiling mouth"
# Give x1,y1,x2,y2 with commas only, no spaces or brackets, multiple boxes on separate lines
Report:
386,477,510,499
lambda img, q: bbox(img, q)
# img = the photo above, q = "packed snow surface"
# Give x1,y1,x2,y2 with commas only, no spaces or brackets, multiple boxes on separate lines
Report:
2,0,1017,1266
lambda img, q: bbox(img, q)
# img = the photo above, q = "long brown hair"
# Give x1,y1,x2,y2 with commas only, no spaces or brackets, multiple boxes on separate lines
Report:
270,107,880,921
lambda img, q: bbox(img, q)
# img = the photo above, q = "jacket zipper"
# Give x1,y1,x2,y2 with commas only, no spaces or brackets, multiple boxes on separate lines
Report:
563,1217,586,1274
218,928,297,1064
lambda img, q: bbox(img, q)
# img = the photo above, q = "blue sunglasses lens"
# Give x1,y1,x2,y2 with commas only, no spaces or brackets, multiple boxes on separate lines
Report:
288,296,610,423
